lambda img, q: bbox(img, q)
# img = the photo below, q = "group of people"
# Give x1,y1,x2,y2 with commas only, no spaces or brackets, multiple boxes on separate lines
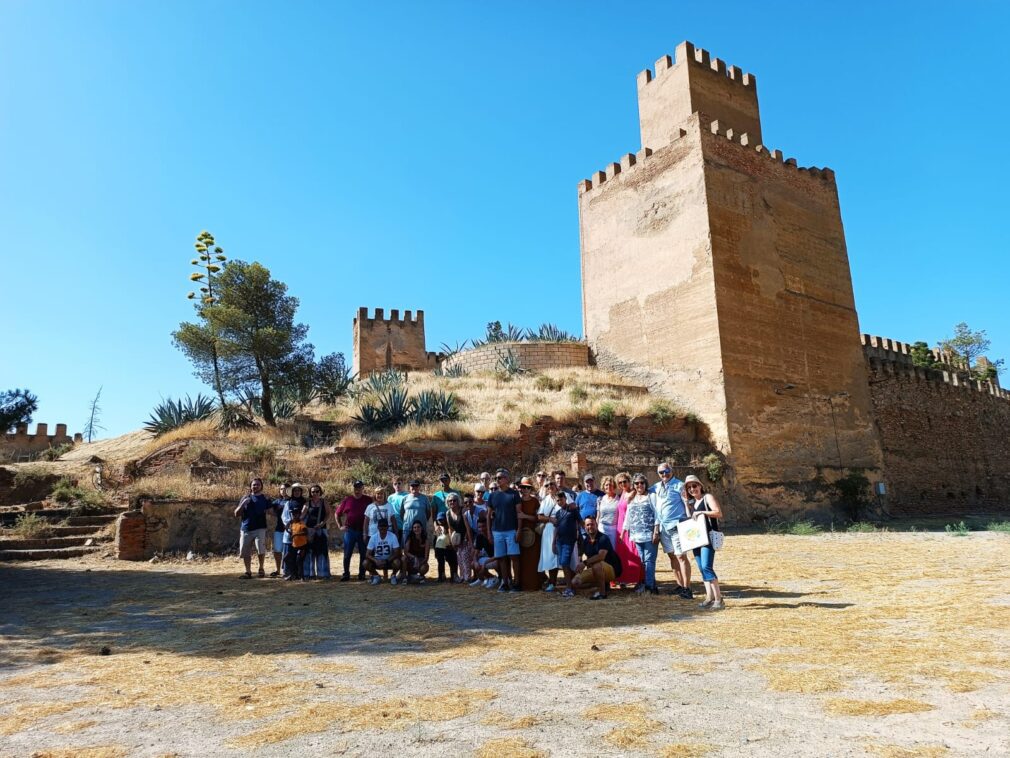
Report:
234,464,724,609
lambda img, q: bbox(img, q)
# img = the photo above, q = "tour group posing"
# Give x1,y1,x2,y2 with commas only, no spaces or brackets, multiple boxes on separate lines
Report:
234,465,725,610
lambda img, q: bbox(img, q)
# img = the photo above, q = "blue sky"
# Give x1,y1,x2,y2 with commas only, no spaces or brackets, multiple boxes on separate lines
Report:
2,1,1007,438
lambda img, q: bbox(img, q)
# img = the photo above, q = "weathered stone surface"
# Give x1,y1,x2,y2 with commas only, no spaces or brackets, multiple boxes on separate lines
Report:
352,307,440,375
443,342,590,375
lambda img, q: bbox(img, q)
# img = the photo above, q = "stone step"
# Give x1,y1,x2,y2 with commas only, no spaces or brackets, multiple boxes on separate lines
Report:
0,545,103,561
0,508,78,526
66,514,121,526
0,535,98,550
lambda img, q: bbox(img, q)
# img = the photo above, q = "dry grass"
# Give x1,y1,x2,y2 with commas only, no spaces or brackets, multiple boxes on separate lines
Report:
864,744,949,758
824,698,934,717
30,748,127,758
473,737,545,758
660,745,714,758
54,719,99,734
139,419,219,456
2,533,1009,754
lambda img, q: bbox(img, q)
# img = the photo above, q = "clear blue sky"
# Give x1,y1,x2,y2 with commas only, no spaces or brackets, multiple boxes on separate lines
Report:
3,1,1007,438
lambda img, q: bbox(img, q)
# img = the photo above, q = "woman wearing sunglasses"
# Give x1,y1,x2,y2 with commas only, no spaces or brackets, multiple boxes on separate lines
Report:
621,473,660,594
683,475,724,610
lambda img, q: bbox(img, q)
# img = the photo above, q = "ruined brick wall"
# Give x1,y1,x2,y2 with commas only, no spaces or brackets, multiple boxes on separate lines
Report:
863,336,1010,516
442,342,590,375
352,307,440,376
0,423,80,461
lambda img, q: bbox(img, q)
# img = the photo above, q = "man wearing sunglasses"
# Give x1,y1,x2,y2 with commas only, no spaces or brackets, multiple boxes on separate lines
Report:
650,462,692,598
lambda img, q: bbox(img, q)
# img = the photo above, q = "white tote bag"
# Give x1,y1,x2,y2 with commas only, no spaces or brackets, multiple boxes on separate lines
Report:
676,515,710,551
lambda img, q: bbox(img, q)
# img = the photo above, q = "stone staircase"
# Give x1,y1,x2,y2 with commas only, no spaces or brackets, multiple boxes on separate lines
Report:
0,505,122,561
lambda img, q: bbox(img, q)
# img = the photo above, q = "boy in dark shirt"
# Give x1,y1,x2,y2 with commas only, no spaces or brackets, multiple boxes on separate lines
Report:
553,491,581,597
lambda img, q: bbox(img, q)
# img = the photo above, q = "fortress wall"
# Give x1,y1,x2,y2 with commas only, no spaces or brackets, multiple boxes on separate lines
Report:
864,347,1010,516
442,341,589,375
578,117,731,449
1,422,80,459
699,121,885,509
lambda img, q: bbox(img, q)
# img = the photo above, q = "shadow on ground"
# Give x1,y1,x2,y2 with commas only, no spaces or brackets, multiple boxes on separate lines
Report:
0,562,841,669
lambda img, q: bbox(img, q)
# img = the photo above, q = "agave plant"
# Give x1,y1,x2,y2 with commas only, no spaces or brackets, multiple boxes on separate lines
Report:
353,385,414,430
496,348,524,378
217,402,257,431
413,389,460,423
143,394,216,436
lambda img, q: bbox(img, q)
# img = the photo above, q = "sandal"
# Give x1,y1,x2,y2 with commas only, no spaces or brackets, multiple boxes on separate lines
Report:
257,568,265,578
241,572,252,579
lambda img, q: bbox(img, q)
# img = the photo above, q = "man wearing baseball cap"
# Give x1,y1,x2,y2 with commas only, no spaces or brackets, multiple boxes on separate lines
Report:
576,473,604,521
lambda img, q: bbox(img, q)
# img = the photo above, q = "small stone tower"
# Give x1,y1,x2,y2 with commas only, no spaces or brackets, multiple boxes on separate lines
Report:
578,41,885,515
352,308,438,376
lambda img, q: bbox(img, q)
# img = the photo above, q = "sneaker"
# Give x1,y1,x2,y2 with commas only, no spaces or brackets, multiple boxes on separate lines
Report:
340,575,350,583
561,589,575,599
241,572,252,579
390,576,399,586
649,587,660,596
590,591,606,601
634,583,647,595
497,582,510,593
470,578,483,587
268,570,279,578
370,576,381,585
709,599,725,611
418,578,426,585
257,568,265,578
698,598,713,609
510,585,520,593
484,578,496,588
683,587,694,599
544,583,555,593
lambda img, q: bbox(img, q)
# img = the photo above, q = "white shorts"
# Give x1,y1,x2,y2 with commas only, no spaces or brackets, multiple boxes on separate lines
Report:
240,528,267,558
659,526,684,557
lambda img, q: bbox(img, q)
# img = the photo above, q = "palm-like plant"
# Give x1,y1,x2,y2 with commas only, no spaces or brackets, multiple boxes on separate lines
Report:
143,394,216,436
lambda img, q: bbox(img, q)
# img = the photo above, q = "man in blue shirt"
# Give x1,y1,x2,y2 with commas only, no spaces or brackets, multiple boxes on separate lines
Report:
650,461,692,598
234,477,271,579
575,473,604,520
486,468,522,592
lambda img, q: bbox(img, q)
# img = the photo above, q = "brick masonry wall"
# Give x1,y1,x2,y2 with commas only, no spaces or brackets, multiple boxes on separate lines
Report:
866,352,1010,517
115,511,146,560
442,342,590,374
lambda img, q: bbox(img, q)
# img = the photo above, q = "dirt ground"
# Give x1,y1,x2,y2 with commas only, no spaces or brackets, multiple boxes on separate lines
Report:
1,532,1008,758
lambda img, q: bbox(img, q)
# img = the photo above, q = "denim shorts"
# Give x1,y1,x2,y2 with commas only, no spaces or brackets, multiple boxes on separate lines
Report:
659,525,685,556
272,531,284,554
492,530,520,558
556,542,576,568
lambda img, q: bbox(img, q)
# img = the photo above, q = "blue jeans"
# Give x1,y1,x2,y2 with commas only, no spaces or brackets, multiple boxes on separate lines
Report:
305,528,331,578
635,541,658,589
693,545,718,582
342,528,366,578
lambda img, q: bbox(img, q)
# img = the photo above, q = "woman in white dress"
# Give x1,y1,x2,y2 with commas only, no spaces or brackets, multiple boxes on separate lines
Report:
537,480,562,591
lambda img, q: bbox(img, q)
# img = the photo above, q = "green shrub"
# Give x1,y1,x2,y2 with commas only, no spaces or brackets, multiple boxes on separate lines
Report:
701,453,724,484
534,375,565,392
766,518,823,535
945,521,970,536
143,394,215,436
343,460,378,486
266,466,290,485
846,521,879,533
242,444,275,465
985,521,1010,533
49,478,105,508
38,442,74,462
596,402,617,425
13,466,50,489
12,512,54,539
495,349,524,378
648,399,676,424
568,384,589,404
833,471,871,521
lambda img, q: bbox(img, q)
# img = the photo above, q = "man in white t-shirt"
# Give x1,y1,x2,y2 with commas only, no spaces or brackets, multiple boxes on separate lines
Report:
364,519,402,585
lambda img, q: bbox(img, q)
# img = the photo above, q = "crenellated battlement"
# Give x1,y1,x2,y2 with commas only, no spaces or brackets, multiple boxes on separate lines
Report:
1,422,81,460
706,120,835,182
354,307,425,328
862,334,1006,400
637,41,756,91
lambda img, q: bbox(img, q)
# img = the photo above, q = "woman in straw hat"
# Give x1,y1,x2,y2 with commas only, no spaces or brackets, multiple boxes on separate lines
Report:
517,476,542,591
683,475,724,610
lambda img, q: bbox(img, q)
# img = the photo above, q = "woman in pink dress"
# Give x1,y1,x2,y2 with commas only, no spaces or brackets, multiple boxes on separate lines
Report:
614,471,643,586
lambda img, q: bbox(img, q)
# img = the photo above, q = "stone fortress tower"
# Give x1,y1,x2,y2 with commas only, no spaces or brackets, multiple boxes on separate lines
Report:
578,41,885,514
352,308,440,377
